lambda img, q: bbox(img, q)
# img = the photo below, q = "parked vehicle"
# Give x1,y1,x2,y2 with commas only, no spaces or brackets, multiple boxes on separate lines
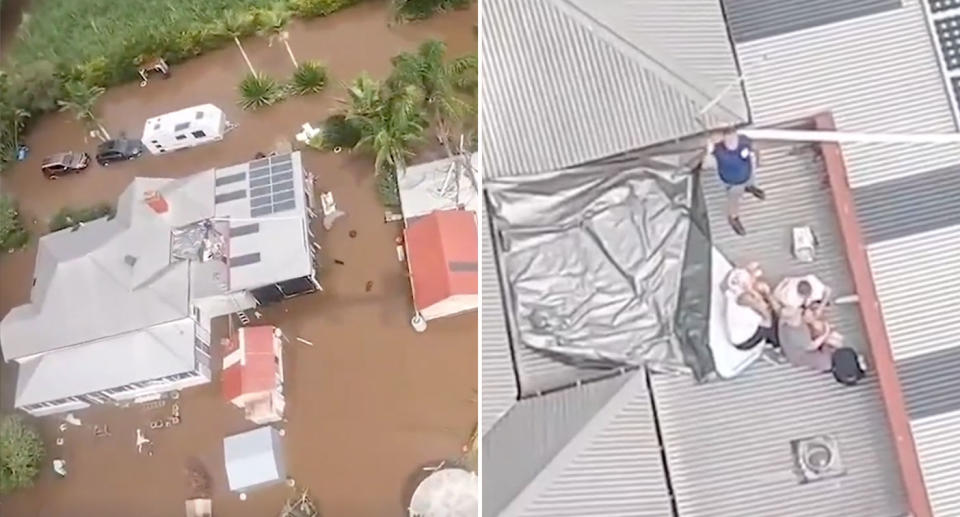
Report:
96,138,143,166
41,152,90,179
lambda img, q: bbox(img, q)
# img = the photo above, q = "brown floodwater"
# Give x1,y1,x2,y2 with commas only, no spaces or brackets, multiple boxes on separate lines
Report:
0,3,478,516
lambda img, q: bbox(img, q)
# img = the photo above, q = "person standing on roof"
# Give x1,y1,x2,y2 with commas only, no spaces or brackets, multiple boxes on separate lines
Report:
708,128,766,236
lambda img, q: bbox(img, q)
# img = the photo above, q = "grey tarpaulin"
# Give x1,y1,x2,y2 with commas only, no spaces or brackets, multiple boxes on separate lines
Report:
485,152,716,379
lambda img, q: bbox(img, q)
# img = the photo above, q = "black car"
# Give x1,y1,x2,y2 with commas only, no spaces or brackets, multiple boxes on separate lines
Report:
96,138,143,166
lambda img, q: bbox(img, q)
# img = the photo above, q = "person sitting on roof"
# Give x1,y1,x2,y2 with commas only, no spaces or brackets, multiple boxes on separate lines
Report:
722,262,778,351
774,275,838,372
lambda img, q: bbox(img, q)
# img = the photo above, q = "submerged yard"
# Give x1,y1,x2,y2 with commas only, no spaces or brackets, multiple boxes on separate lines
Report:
0,3,477,516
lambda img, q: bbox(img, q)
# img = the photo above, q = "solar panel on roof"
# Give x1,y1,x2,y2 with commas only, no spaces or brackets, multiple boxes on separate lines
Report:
928,0,960,13
246,155,301,216
935,15,960,71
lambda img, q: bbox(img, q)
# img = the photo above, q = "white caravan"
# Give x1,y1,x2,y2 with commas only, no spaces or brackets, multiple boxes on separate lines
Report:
141,104,232,155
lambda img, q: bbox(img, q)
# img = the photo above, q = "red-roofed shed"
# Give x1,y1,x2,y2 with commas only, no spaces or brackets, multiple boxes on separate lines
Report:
404,210,478,321
221,326,285,424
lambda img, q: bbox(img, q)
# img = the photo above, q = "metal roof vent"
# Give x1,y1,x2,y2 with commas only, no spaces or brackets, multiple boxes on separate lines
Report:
791,435,846,484
124,254,138,267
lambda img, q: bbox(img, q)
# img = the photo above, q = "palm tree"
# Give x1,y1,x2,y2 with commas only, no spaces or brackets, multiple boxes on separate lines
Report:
388,40,476,158
219,11,257,75
256,5,298,68
343,76,425,175
57,81,110,140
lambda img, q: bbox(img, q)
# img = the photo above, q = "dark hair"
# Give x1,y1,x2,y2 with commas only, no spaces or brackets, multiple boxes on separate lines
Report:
722,127,737,136
797,280,813,297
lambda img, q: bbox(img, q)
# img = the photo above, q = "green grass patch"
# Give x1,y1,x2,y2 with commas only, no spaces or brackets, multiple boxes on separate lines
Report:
0,196,30,252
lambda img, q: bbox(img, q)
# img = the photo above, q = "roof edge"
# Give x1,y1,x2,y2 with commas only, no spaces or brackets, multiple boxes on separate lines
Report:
554,0,746,123
814,112,933,517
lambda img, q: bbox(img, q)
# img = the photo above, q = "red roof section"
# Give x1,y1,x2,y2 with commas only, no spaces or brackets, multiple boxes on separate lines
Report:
221,326,278,402
404,210,478,311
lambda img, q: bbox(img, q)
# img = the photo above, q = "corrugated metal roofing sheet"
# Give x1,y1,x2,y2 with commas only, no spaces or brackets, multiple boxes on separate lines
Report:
911,410,960,517
723,0,901,43
503,370,672,517
481,206,518,434
734,0,960,188
651,364,908,517
565,0,749,117
853,164,960,244
865,225,960,362
481,372,632,517
898,345,960,421
480,0,745,178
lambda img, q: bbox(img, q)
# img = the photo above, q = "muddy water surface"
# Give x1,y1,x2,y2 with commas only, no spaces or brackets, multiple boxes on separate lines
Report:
0,4,477,516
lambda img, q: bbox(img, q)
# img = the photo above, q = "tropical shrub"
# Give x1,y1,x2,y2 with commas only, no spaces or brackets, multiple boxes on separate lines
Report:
49,203,115,233
0,197,30,252
307,114,361,151
289,61,329,95
392,0,470,21
288,0,360,17
238,73,286,110
0,414,45,494
376,167,401,207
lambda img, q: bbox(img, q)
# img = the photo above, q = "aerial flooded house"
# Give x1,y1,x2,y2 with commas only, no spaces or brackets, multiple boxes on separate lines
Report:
0,152,319,417
221,325,286,425
398,153,480,326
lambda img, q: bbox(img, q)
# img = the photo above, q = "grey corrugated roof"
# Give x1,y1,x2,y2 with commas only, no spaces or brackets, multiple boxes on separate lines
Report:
910,410,960,517
722,0,901,43
480,0,747,178
853,163,960,244
651,364,907,517
481,372,632,517
501,369,672,517
734,0,960,188
481,206,517,434
14,318,198,406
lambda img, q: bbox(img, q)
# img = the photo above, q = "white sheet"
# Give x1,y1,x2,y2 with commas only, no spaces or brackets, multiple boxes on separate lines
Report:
709,248,766,379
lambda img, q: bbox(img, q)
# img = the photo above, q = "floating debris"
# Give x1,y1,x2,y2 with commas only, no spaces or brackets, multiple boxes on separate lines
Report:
349,230,357,238
296,337,314,347
365,280,374,292
64,413,82,426
334,259,345,265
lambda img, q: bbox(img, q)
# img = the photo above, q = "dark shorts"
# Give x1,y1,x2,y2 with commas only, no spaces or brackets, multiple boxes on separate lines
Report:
733,324,778,351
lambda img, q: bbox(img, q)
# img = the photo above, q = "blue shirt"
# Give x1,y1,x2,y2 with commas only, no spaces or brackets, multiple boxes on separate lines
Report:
713,138,753,186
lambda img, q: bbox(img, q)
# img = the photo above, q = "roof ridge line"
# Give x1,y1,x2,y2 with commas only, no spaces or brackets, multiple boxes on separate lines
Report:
499,369,651,514
552,0,743,121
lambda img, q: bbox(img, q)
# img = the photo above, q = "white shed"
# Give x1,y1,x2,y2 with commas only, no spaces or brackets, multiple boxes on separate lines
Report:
223,426,287,493
141,104,229,155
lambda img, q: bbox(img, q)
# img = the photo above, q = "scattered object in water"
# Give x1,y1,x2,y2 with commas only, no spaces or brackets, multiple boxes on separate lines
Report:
59,423,68,432
254,311,263,319
137,56,170,87
792,226,818,262
94,425,111,438
296,337,314,347
53,459,67,477
239,493,248,501
56,437,64,446
151,420,165,430
17,145,29,161
384,211,403,223
286,477,296,487
64,413,82,426
334,259,345,265
254,152,267,159
396,245,406,262
411,313,427,333
295,123,320,144
172,404,181,418
349,230,357,238
365,280,374,292
321,192,346,230
136,428,151,454
278,429,286,437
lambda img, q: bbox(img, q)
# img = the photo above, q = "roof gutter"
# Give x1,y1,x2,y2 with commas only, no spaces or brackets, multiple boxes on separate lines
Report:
813,112,933,517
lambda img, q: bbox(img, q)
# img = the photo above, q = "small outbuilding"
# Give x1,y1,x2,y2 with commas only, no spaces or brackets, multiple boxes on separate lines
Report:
223,426,286,493
404,210,478,321
141,104,229,155
221,326,285,425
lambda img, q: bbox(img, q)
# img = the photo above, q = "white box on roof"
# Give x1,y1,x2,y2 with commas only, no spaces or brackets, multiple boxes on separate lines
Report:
141,104,227,155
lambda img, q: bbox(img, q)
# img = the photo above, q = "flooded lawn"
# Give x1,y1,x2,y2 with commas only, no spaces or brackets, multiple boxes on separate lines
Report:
0,4,477,516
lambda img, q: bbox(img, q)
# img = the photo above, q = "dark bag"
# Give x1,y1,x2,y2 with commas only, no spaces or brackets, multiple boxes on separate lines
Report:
832,347,865,386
